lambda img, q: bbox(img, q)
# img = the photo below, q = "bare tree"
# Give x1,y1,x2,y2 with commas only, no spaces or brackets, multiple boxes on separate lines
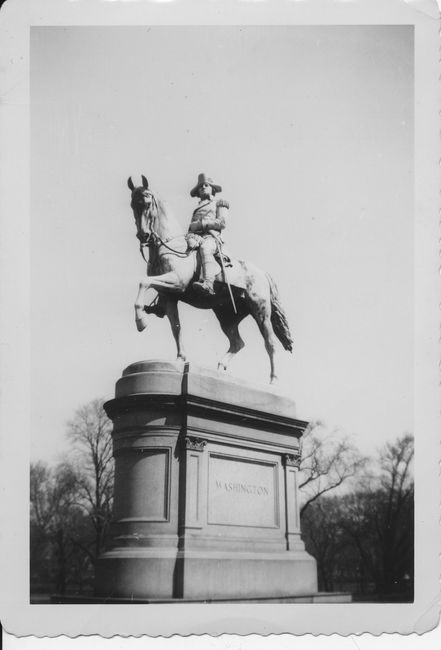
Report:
336,433,414,597
301,497,344,591
30,461,85,594
301,434,414,599
370,433,414,594
299,421,367,516
379,433,414,505
67,398,114,560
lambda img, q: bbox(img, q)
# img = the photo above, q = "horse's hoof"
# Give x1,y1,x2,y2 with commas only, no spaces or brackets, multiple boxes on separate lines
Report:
270,376,278,385
217,363,227,372
135,318,148,332
177,355,187,363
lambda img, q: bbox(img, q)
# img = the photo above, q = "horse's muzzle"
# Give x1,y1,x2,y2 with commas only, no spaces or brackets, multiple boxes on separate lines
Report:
137,232,151,244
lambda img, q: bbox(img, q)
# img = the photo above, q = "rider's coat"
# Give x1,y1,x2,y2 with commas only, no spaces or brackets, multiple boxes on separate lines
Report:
188,198,226,238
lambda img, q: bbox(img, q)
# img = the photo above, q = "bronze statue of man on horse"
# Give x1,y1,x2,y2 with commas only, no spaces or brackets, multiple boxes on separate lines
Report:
127,173,293,383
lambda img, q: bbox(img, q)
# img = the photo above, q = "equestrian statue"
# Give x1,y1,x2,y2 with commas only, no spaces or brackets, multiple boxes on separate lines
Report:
127,173,293,383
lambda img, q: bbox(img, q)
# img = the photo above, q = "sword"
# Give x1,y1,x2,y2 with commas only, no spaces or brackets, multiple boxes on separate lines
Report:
213,234,237,314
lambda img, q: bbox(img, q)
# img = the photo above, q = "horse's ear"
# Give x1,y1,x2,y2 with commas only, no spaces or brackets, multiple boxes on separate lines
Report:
141,175,149,189
127,177,135,191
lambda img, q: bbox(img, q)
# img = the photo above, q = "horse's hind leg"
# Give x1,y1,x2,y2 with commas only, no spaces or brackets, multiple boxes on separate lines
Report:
164,298,186,362
249,298,278,383
213,306,246,372
260,316,277,384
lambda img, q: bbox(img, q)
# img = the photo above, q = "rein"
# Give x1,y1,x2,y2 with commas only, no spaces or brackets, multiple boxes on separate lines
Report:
139,231,190,263
155,233,190,257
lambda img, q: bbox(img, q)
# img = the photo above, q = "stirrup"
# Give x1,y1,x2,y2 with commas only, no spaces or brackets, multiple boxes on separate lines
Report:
143,304,166,318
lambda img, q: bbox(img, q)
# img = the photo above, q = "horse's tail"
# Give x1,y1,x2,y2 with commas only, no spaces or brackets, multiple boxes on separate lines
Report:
266,273,293,352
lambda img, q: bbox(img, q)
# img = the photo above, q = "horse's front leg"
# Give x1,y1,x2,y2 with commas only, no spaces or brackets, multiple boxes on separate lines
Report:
164,299,186,362
135,271,182,332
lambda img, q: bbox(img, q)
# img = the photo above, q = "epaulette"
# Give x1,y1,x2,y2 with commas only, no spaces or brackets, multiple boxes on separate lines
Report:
216,199,230,209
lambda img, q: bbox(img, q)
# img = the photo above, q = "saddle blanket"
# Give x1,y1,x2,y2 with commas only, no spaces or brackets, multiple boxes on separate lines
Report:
212,258,247,291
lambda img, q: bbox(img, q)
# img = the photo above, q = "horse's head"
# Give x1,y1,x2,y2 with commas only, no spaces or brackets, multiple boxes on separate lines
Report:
127,175,158,244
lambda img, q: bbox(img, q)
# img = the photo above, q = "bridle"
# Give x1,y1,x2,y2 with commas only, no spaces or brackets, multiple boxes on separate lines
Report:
133,190,189,262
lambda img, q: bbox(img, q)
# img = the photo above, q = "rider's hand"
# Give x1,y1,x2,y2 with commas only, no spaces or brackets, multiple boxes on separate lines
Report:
186,234,202,250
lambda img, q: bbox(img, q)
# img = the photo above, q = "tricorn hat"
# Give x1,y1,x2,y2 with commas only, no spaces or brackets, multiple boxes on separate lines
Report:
190,173,222,198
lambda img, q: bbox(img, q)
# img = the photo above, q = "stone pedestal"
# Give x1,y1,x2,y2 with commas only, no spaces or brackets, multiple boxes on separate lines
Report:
95,360,317,600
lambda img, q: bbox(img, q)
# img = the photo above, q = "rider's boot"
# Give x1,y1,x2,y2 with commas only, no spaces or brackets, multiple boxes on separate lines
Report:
193,259,217,296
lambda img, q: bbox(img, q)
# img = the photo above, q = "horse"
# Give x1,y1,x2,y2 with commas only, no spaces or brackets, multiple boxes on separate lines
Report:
128,175,293,383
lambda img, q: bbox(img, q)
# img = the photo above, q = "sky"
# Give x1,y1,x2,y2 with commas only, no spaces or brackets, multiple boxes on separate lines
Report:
30,25,414,462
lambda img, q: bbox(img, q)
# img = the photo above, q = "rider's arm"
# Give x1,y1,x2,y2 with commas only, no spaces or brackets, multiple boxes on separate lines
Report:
201,217,224,231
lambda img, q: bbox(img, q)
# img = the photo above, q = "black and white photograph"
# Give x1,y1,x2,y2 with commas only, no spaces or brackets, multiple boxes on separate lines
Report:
0,0,439,642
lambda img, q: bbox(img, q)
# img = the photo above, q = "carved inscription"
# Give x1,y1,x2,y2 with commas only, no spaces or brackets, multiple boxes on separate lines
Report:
215,480,269,496
208,454,279,528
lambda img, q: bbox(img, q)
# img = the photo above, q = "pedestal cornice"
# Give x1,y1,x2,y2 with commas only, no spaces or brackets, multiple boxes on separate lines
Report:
104,360,309,440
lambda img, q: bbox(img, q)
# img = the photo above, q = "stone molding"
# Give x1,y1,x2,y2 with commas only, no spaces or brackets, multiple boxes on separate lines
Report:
113,446,154,457
104,393,309,438
181,424,301,455
185,394,308,436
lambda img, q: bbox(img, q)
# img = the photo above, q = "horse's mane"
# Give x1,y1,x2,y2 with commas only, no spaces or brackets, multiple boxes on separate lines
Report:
151,194,182,241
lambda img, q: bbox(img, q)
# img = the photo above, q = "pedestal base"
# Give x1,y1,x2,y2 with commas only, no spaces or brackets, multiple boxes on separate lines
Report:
96,548,317,600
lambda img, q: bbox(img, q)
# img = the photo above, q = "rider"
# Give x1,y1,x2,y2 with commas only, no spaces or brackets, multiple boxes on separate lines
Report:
186,173,229,295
